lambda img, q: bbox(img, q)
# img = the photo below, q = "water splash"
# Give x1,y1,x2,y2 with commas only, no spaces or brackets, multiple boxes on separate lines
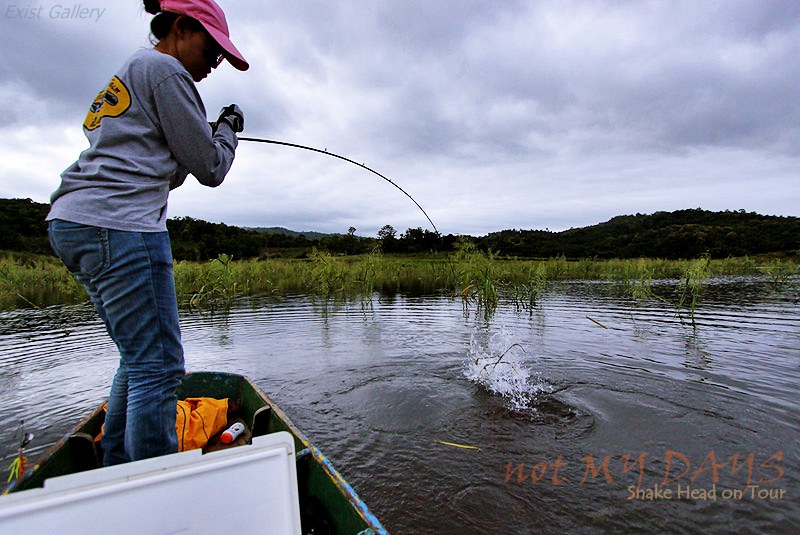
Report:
464,327,552,411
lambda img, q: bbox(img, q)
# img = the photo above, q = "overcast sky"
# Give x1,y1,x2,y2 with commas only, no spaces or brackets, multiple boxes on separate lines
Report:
1,1,798,236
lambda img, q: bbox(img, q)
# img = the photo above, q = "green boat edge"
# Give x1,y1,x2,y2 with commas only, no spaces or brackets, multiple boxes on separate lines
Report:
3,371,388,535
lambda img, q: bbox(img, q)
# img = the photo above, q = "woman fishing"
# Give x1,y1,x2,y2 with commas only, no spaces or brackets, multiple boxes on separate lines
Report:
45,0,248,466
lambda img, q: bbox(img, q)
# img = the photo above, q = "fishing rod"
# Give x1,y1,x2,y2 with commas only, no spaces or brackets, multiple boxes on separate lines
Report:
237,136,438,234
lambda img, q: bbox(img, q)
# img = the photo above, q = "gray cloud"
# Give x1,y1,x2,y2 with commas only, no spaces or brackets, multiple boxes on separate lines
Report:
1,0,797,235
1,4,146,124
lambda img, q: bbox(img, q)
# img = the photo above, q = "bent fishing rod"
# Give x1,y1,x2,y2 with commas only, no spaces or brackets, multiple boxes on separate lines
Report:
237,136,438,234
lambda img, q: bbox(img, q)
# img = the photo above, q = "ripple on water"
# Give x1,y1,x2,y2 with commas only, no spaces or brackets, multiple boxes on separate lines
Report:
1,285,797,534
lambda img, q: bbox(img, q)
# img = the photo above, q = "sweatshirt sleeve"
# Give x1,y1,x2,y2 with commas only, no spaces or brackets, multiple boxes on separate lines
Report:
169,166,189,190
153,71,238,187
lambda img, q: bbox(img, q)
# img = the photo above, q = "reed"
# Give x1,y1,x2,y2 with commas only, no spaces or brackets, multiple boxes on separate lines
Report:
761,259,797,288
627,254,713,326
182,254,239,310
508,262,546,313
0,252,86,309
2,251,796,312
676,254,712,326
453,241,503,318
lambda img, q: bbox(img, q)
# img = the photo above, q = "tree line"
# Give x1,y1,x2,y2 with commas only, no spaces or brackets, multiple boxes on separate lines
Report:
479,210,799,259
2,199,797,260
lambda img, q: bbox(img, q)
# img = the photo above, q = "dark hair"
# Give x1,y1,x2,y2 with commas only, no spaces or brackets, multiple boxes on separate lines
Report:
143,0,204,42
143,0,160,14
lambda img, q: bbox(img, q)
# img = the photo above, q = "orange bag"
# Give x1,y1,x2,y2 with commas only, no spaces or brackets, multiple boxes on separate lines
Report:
96,397,233,452
175,397,232,451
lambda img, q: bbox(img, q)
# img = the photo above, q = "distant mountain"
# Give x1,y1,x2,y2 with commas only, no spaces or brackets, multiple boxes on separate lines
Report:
1,198,797,259
246,227,334,241
482,208,799,258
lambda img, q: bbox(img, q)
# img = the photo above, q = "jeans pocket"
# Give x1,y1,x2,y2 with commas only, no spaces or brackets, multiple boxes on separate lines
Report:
48,220,110,278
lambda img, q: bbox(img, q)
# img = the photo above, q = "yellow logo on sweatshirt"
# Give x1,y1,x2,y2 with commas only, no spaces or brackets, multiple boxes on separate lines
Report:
84,76,131,130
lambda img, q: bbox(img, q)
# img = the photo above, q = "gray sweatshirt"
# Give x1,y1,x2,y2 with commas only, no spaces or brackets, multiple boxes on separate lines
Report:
47,48,237,232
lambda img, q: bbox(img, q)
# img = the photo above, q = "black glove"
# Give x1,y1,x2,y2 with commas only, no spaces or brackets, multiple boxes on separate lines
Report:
216,104,244,133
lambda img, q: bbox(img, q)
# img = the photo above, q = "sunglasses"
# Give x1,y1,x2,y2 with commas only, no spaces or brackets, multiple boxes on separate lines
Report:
204,40,224,68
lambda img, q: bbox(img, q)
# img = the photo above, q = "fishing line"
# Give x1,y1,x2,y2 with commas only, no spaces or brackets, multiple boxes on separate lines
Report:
238,136,438,234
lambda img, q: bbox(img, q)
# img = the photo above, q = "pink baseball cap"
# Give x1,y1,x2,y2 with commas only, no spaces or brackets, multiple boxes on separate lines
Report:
159,0,249,71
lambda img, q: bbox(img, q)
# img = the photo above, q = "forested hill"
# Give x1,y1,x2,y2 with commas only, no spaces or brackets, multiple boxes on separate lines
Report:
246,227,331,241
481,209,799,259
1,198,797,260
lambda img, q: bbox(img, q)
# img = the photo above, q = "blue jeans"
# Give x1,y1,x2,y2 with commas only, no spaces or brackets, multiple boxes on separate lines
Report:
48,219,185,466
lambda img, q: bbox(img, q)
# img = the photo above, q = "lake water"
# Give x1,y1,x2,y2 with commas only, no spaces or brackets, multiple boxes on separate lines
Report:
1,277,798,534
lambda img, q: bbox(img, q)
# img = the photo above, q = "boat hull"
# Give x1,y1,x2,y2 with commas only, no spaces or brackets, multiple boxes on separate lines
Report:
3,372,387,535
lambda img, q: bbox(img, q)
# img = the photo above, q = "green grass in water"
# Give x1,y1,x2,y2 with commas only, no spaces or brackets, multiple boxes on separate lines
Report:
1,250,796,315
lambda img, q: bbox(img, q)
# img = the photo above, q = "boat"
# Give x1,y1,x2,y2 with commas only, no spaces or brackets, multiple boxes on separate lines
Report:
0,371,388,535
